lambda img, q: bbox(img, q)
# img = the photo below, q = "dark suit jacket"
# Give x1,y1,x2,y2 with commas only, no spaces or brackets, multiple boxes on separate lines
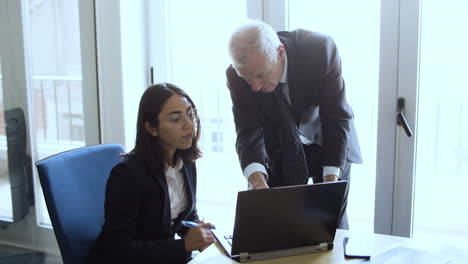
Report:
226,29,362,185
87,154,199,264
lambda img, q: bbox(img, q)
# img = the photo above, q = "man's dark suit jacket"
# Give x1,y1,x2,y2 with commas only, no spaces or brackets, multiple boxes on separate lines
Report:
87,154,199,264
226,29,362,186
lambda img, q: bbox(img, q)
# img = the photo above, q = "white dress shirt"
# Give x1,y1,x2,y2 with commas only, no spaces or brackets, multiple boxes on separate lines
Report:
244,52,341,182
165,158,189,221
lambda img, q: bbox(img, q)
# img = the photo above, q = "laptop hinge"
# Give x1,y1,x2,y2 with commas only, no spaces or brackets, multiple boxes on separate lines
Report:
318,242,328,252
239,243,331,262
239,252,250,262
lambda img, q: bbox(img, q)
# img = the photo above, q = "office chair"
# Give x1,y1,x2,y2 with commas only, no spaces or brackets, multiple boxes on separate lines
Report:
35,144,125,264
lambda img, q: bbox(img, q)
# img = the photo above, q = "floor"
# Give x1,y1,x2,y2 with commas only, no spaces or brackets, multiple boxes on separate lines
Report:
0,243,62,264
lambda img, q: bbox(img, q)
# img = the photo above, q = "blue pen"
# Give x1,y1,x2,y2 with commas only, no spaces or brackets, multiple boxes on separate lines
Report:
181,220,215,230
181,220,199,228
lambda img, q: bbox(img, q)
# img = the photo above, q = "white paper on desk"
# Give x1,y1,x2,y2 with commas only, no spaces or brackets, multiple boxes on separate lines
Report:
433,246,468,263
188,243,235,264
189,254,234,264
361,246,450,264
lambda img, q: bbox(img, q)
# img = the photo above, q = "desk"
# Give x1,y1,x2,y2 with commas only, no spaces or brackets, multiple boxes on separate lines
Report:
189,229,438,264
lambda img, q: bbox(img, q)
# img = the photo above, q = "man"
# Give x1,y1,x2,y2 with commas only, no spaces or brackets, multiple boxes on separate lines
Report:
226,20,362,229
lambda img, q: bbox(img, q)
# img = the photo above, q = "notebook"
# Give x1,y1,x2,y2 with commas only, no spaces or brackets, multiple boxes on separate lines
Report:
212,181,347,262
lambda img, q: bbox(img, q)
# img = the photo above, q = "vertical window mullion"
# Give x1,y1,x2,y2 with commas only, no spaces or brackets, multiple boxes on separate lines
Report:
263,0,288,31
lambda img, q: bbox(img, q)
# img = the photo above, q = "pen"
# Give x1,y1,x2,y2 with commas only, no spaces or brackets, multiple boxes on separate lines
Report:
181,220,199,228
181,220,215,229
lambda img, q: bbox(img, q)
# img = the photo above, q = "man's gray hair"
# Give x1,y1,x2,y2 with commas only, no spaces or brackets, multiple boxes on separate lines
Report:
228,20,281,69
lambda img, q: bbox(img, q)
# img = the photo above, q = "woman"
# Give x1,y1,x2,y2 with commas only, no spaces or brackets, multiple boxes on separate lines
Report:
88,83,215,264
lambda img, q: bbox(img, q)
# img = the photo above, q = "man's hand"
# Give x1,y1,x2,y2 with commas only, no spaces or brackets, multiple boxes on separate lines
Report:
249,172,269,189
323,174,339,182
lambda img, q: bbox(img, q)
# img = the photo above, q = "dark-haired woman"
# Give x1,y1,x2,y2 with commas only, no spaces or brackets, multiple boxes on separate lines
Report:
88,83,215,264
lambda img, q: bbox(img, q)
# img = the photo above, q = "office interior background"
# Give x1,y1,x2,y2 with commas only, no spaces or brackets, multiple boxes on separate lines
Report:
0,0,467,261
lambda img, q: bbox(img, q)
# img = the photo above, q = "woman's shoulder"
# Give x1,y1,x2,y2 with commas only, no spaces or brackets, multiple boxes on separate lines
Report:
108,154,148,182
105,155,165,197
111,154,168,182
112,154,142,172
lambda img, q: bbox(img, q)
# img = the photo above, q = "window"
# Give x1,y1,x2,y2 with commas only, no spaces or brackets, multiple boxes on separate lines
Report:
412,0,468,248
151,0,250,225
0,57,14,221
23,0,99,227
288,0,381,234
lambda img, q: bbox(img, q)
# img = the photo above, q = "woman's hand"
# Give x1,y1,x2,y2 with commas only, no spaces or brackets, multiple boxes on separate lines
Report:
184,222,216,252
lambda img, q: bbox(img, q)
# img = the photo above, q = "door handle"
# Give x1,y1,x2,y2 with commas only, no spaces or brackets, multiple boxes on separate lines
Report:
150,66,155,84
397,97,413,137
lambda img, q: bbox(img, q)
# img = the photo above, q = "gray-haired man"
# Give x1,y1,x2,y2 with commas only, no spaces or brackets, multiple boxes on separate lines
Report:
226,20,362,229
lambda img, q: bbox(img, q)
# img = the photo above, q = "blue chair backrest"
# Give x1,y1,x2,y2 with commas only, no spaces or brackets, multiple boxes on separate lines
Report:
35,144,125,264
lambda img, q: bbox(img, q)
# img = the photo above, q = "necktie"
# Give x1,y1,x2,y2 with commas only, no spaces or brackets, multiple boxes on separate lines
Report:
272,84,309,186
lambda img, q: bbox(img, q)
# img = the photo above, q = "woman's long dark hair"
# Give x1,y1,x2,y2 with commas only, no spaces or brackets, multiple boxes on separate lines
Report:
129,83,202,172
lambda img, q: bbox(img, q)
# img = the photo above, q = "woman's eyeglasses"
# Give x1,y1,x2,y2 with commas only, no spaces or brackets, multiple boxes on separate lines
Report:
165,110,199,129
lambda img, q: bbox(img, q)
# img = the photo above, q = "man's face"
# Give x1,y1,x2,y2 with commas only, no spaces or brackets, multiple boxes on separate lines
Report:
235,46,285,93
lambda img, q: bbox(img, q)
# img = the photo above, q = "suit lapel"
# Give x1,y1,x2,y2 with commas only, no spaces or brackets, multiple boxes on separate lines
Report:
170,164,196,234
151,169,172,231
171,164,195,219
280,35,305,126
181,164,195,212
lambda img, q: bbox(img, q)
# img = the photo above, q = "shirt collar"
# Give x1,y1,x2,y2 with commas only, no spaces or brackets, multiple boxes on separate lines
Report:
279,51,288,84
165,158,183,178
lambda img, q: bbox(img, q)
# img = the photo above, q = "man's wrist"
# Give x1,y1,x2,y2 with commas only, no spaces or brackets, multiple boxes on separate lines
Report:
322,166,341,178
244,163,268,181
323,174,339,182
249,172,266,185
248,172,268,189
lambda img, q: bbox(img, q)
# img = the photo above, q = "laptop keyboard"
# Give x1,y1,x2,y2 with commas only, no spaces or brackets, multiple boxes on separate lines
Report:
224,235,233,246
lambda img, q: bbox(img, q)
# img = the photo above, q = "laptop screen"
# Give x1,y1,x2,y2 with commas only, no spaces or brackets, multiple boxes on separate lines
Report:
230,181,346,255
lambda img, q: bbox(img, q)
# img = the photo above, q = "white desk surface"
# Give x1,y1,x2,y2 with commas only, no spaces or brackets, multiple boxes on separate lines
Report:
189,229,448,264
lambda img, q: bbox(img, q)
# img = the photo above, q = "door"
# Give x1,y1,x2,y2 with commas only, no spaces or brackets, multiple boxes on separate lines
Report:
376,0,468,248
391,0,468,246
0,0,100,229
412,1,468,248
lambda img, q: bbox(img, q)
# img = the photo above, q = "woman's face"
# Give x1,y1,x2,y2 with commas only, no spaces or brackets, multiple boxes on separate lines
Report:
148,94,196,155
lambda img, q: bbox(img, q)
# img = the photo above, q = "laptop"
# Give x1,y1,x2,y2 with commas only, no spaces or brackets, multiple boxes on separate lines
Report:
212,181,347,262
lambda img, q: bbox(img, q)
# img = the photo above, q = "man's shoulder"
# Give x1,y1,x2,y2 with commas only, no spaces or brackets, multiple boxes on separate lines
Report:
279,29,333,46
279,28,329,38
226,64,237,78
279,29,338,61
226,64,247,92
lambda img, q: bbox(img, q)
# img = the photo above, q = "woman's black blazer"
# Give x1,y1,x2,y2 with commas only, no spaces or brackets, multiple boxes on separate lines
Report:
87,155,199,264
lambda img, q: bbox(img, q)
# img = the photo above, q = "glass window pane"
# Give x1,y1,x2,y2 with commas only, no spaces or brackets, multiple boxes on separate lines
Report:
26,0,86,226
166,1,247,224
413,0,468,249
0,57,14,221
289,0,381,233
